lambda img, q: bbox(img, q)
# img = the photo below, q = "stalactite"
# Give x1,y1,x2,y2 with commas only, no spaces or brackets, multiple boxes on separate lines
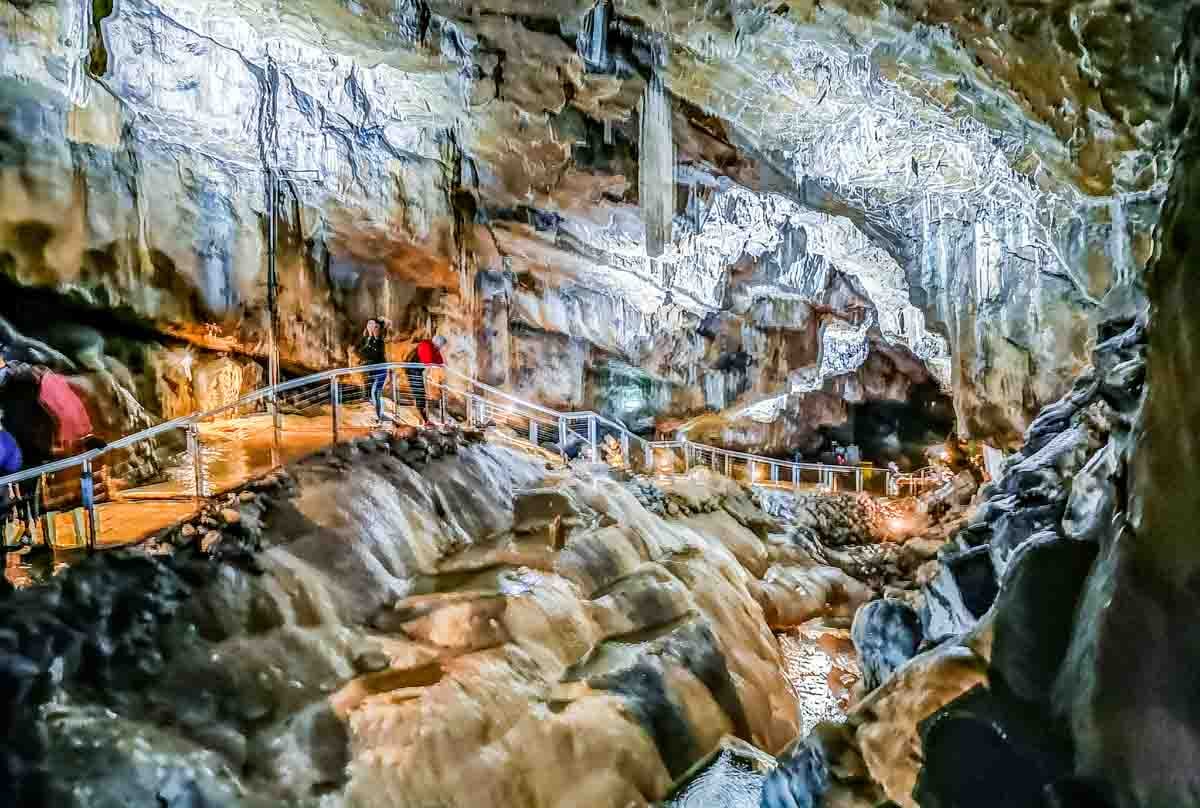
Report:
639,68,674,259
578,1,610,72
67,0,93,105
685,183,705,233
445,126,477,315
1110,196,1130,286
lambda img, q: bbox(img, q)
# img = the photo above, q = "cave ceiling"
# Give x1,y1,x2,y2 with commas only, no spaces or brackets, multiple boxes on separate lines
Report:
0,0,1186,442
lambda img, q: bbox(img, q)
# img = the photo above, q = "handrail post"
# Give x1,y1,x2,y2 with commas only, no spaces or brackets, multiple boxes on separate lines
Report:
187,423,205,504
81,458,98,553
793,465,800,491
390,369,398,423
748,459,755,484
725,453,731,477
331,378,340,442
559,417,568,461
682,441,690,471
440,384,447,424
856,467,863,493
770,463,779,484
588,415,598,460
529,420,539,446
644,442,652,471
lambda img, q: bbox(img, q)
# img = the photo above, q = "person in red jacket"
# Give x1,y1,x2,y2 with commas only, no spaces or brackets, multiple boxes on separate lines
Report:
405,336,446,425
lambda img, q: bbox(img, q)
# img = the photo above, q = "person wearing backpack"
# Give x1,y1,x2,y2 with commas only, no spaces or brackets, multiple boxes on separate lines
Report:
405,335,446,426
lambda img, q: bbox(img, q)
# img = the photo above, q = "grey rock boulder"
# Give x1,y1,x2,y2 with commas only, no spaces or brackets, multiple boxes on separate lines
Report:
851,598,924,693
1062,442,1119,543
990,533,1099,705
922,546,997,643
988,506,1063,578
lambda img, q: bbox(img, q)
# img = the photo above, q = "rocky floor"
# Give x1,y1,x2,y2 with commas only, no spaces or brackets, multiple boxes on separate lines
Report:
0,422,931,808
4,331,1144,808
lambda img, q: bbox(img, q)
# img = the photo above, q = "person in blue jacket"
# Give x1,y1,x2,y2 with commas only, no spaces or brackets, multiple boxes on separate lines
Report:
0,410,21,475
0,406,25,555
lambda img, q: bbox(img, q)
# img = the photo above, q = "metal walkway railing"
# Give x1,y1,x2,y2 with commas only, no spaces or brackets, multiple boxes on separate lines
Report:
0,363,941,552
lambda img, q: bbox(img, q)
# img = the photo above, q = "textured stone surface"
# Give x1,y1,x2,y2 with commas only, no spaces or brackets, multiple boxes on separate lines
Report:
1,0,1183,448
0,427,888,806
851,598,923,693
850,626,992,808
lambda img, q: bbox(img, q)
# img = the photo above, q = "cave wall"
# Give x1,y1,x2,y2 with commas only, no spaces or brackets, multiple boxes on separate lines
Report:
1082,12,1200,803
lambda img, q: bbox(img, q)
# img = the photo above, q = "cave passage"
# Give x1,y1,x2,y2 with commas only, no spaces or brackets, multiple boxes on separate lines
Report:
0,0,1190,807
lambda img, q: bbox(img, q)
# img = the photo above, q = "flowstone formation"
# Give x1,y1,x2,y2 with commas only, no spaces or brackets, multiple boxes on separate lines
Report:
1,0,1181,450
0,423,921,808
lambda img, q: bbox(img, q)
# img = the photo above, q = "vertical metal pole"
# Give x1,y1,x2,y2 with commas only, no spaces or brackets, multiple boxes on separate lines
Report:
390,369,398,422
440,383,447,424
748,460,755,484
588,415,598,460
856,467,863,493
683,442,690,471
725,453,731,477
770,463,779,484
188,424,205,504
559,417,568,461
793,466,800,491
530,420,539,446
644,443,652,471
81,459,98,553
620,432,629,462
330,378,340,442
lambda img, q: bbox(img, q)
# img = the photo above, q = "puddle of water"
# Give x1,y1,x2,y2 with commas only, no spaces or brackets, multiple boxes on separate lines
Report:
660,744,776,808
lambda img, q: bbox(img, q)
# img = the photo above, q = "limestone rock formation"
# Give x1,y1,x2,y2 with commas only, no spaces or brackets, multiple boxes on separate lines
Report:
1,426,906,807
762,286,1147,808
2,0,1180,448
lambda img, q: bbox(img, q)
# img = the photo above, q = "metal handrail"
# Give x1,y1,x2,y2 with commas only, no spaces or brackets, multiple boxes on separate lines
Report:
0,361,910,498
0,362,428,488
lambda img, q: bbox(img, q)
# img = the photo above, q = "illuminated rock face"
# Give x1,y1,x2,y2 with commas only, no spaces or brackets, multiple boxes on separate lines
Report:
2,431,900,807
0,0,1182,443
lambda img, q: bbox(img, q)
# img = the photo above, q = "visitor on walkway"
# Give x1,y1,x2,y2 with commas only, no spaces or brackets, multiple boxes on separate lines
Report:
37,369,94,456
0,408,20,556
0,410,24,477
357,318,389,424
405,335,446,426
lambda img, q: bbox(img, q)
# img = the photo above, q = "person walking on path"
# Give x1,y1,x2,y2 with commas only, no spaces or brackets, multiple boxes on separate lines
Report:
357,318,389,424
405,335,446,426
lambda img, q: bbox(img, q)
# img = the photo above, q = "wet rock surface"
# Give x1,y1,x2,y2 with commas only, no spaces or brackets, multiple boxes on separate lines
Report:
763,302,1148,807
2,426,916,807
851,599,923,693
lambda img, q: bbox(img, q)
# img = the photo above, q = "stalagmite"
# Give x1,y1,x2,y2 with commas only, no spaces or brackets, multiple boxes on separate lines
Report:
639,68,675,259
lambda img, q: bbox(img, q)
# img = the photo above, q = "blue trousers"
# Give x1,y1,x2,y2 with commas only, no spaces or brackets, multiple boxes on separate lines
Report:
369,371,388,419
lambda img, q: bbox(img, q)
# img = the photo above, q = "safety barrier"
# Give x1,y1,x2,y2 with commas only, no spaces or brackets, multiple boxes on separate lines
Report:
0,362,939,552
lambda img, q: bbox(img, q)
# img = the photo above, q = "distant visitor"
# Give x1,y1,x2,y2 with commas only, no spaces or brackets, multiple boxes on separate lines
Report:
405,335,446,427
356,318,389,425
